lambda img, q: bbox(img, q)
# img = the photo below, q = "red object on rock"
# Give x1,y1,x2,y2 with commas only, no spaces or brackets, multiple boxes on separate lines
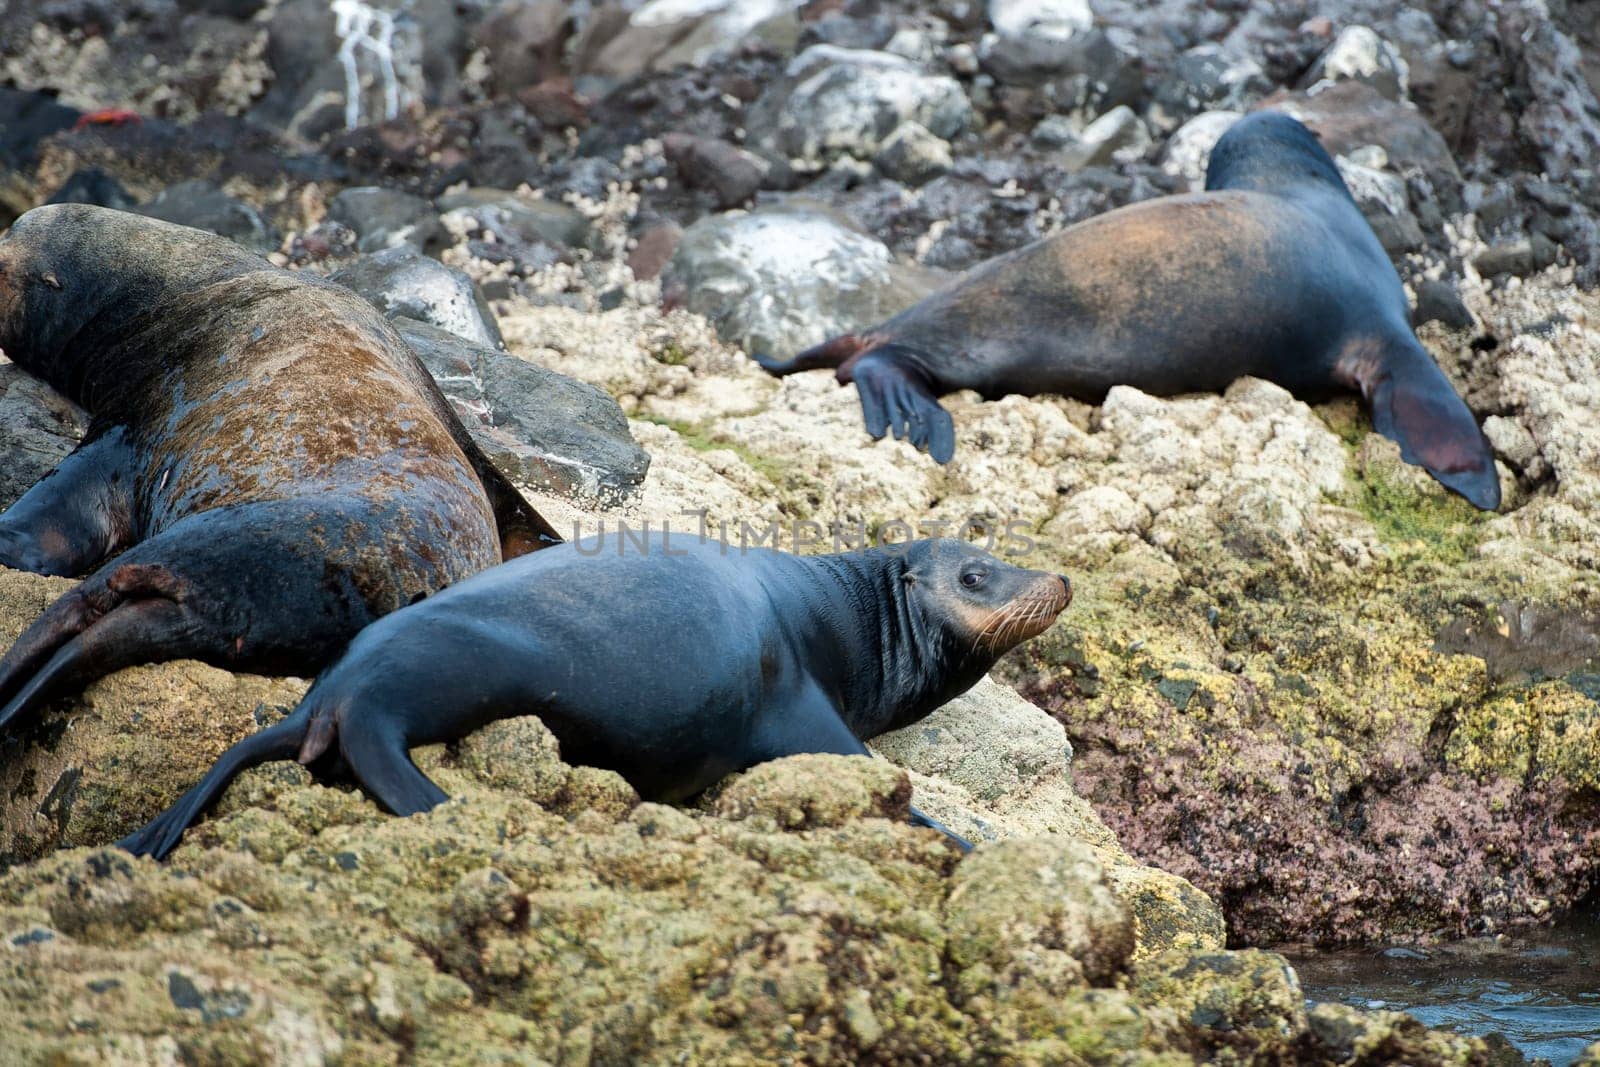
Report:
73,108,142,130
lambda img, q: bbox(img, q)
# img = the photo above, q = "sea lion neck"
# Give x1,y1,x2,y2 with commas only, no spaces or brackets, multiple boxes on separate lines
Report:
773,544,978,737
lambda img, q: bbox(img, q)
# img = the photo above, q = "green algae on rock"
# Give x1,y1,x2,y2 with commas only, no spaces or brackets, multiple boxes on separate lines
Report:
0,745,1500,1066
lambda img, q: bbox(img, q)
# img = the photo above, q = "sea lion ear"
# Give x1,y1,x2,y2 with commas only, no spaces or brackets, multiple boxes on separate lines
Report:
901,571,918,586
40,272,61,290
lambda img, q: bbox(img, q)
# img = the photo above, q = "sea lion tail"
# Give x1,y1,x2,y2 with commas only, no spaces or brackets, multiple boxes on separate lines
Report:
118,702,315,861
1342,337,1501,511
750,333,872,377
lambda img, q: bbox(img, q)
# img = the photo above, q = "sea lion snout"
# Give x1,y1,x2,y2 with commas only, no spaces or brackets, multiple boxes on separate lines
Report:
911,541,1071,655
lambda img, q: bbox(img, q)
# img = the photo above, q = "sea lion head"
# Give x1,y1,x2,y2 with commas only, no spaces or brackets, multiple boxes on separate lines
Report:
0,203,248,371
1203,110,1349,198
900,538,1071,664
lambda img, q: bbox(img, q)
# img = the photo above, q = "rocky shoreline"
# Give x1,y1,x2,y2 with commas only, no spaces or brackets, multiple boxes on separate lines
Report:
3,0,1600,1061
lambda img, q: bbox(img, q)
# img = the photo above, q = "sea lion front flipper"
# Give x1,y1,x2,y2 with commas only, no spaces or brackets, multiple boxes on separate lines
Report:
0,426,136,577
908,807,974,852
119,703,315,860
338,720,450,817
1338,337,1501,511
846,349,956,463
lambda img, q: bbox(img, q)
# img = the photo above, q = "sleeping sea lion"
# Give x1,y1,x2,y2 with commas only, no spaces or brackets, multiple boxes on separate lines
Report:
754,112,1500,510
0,204,559,739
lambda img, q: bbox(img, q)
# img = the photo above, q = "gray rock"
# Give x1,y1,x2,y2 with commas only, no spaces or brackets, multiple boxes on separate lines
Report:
1301,25,1410,102
1031,114,1079,149
326,187,446,255
0,363,86,512
769,45,972,163
575,0,803,86
661,134,769,209
435,188,593,250
1160,110,1242,189
1412,278,1473,330
1056,105,1151,171
1336,154,1425,254
1474,237,1557,279
135,180,279,254
394,320,649,504
978,0,1131,87
332,247,505,350
472,0,572,98
661,205,941,357
1150,43,1270,129
873,121,953,185
44,168,137,211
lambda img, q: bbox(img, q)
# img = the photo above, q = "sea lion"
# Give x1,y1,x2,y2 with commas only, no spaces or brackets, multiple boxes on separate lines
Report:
120,535,1072,859
0,204,560,739
753,112,1500,511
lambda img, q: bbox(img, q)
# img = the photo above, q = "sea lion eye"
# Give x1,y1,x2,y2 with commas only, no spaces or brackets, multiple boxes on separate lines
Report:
960,568,986,588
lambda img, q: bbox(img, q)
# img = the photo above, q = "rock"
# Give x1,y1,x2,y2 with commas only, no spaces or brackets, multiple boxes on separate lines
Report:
1302,25,1410,101
1264,81,1461,187
661,133,769,209
712,754,911,831
326,187,446,255
1474,238,1538,279
0,88,78,216
252,0,462,138
1057,105,1152,171
944,838,1134,992
1412,277,1474,330
332,247,505,351
978,0,1118,86
435,188,593,250
1030,114,1078,149
768,45,972,164
394,319,650,504
0,363,86,512
1150,43,1270,129
626,221,682,281
0,566,311,863
1336,154,1425,254
471,0,572,99
1160,110,1241,189
134,180,279,254
872,121,953,185
1493,0,1600,186
42,167,137,210
660,205,940,357
575,0,802,86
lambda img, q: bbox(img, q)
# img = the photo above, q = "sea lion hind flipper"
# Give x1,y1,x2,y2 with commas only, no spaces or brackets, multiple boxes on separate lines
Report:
751,332,873,376
849,349,955,463
119,703,315,861
0,595,189,735
1345,339,1501,511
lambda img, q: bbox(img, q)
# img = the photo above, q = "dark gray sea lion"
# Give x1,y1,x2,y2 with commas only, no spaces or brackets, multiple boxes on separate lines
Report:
754,112,1500,511
0,204,560,739
120,535,1072,859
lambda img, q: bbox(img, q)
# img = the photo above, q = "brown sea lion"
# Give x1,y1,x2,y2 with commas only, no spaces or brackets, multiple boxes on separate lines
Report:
0,204,560,738
754,112,1500,510
121,534,1072,859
